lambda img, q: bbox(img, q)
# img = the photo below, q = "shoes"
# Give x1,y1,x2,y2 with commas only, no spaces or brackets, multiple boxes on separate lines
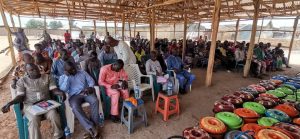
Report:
111,115,120,123
286,66,291,68
257,75,263,79
179,88,187,94
277,68,285,71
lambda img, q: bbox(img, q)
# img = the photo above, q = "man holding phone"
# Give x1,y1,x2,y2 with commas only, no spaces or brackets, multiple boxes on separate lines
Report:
98,59,129,122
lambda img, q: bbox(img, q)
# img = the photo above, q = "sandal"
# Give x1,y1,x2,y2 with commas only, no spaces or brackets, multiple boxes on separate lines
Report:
84,132,92,139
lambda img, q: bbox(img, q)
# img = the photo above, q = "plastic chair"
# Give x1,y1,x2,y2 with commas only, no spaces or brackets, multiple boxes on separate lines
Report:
64,86,104,133
121,99,147,134
100,86,111,119
124,64,155,101
10,85,65,139
165,60,192,92
155,93,180,121
166,70,180,93
235,61,244,72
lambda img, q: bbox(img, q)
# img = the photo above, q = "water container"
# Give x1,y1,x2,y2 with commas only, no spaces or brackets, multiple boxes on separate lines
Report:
134,85,141,99
167,79,173,96
64,126,71,137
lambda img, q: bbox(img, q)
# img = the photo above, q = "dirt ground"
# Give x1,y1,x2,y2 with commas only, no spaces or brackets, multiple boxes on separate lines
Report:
0,65,299,139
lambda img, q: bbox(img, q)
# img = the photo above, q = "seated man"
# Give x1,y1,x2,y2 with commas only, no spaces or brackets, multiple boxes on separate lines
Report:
98,59,129,122
146,51,172,93
51,49,75,81
1,63,65,139
58,61,100,138
146,51,163,76
32,43,49,60
85,51,101,82
73,47,89,64
12,53,34,88
234,45,245,65
35,53,52,74
135,46,145,63
273,43,291,68
253,43,267,78
166,48,195,94
98,45,117,66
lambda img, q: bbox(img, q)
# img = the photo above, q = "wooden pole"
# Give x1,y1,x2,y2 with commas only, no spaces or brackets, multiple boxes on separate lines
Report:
122,13,125,41
129,21,132,39
105,18,108,34
287,16,299,63
114,20,117,38
182,13,187,60
243,0,260,77
197,21,201,38
205,0,221,87
134,22,136,38
257,17,264,43
155,23,158,39
93,20,97,35
150,9,155,51
234,18,240,43
173,23,176,39
0,6,17,66
68,18,72,34
18,14,21,28
9,13,17,31
44,16,46,30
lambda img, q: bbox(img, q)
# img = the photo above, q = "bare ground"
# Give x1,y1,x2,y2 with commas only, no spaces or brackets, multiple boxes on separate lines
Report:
0,65,299,139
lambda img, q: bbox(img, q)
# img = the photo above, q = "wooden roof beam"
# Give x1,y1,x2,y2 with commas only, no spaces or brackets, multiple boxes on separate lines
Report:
33,0,41,17
233,0,252,18
123,0,185,14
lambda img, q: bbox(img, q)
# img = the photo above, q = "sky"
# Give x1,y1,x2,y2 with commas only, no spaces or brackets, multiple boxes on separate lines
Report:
0,13,297,29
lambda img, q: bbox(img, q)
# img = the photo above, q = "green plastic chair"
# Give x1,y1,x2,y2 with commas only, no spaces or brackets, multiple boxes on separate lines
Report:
100,86,111,119
10,85,66,139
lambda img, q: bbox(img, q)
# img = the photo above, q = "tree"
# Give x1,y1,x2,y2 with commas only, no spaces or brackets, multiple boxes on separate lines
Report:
25,19,45,29
49,21,63,29
69,19,77,28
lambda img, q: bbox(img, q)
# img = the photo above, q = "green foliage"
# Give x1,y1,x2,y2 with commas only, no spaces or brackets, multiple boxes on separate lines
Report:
25,19,45,29
49,21,63,29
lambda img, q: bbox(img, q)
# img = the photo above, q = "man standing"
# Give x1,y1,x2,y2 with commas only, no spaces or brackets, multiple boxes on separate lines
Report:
2,63,65,139
59,61,100,138
12,28,30,61
98,60,129,122
90,32,96,41
166,48,195,94
105,36,136,65
79,30,86,43
64,30,71,44
98,45,117,66
39,30,52,44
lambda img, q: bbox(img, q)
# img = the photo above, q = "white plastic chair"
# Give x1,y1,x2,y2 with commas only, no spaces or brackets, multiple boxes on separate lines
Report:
65,86,103,133
124,64,155,101
165,60,192,92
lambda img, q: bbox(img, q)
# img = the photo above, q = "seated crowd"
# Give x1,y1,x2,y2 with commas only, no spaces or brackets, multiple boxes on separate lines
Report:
153,36,290,78
1,29,290,138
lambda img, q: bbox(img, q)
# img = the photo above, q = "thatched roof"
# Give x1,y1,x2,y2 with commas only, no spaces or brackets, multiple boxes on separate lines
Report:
1,0,300,23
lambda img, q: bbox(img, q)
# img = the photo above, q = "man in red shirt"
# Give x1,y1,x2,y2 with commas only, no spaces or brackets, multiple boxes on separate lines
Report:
64,30,71,43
